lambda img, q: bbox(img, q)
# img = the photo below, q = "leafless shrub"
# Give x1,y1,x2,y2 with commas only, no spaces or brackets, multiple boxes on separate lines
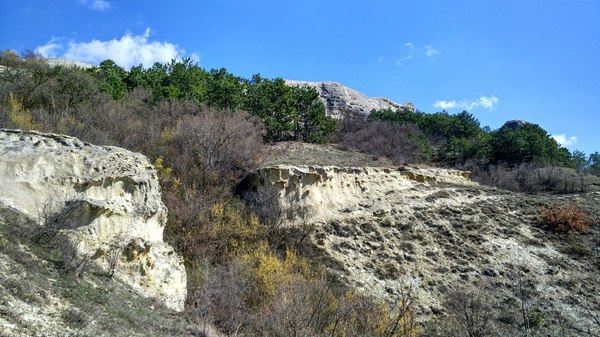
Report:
500,275,548,337
333,114,431,165
440,285,496,337
460,161,586,194
61,308,90,329
170,109,265,189
190,263,250,335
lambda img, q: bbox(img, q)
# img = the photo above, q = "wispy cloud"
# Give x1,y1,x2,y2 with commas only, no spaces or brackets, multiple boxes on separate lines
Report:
395,55,412,66
79,0,110,11
433,96,499,111
552,134,577,147
35,28,199,69
35,37,63,57
424,45,439,57
396,42,440,66
404,42,416,51
433,100,457,110
478,96,499,110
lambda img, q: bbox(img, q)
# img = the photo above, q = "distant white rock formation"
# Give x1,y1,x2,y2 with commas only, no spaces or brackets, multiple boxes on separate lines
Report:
45,58,95,69
285,80,414,118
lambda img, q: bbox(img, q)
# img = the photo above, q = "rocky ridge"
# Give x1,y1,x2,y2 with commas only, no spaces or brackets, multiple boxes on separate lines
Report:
285,80,414,118
237,164,600,335
0,129,186,312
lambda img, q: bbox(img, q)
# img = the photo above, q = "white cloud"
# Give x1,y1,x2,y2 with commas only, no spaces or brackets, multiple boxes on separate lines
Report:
433,96,499,111
424,45,439,57
35,38,63,57
397,42,439,66
478,96,499,110
552,134,577,147
433,100,457,109
79,0,111,11
396,55,412,66
35,28,196,69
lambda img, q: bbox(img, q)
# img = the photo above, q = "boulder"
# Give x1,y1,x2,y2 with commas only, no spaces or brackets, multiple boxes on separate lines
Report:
0,129,186,312
502,119,527,130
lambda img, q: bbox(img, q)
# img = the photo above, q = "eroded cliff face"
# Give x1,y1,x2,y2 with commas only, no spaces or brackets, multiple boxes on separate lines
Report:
237,165,600,334
237,165,474,223
285,80,414,118
0,129,186,312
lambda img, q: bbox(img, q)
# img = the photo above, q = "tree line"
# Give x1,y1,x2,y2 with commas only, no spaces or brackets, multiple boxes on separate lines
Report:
368,107,599,174
0,51,335,144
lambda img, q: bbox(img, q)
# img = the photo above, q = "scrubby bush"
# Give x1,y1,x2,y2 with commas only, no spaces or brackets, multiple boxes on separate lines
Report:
191,247,417,337
459,161,586,194
539,202,595,232
334,113,432,164
436,287,495,337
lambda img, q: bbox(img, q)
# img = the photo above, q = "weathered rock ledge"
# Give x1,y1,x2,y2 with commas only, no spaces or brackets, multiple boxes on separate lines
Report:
0,129,186,311
237,164,474,222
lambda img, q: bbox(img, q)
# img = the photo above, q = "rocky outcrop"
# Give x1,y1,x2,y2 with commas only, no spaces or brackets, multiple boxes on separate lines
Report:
0,129,186,312
45,58,95,69
237,165,473,223
285,80,414,118
502,119,527,130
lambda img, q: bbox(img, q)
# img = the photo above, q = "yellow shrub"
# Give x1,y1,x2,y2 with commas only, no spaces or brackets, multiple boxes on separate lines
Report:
153,156,180,189
7,92,43,130
209,201,265,258
323,291,417,337
237,243,317,307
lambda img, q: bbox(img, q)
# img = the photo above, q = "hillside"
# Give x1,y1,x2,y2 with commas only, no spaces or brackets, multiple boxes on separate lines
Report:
1,53,599,336
238,147,600,336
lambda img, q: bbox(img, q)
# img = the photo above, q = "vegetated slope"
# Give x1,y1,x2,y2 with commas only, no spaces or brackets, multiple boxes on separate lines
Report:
238,151,600,336
262,141,394,167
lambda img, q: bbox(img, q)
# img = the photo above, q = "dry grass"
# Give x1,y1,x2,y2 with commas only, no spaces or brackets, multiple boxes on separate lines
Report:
262,141,394,167
539,202,595,232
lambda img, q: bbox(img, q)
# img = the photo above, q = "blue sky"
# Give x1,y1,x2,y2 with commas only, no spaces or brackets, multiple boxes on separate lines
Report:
1,0,598,154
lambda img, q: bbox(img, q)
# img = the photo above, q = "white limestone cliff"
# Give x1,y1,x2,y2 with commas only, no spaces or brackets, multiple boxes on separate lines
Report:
285,80,414,118
236,165,474,224
0,129,186,312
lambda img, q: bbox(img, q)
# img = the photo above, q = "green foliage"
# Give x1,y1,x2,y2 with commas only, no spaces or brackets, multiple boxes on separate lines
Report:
243,75,334,143
92,60,127,100
72,58,333,144
589,152,600,175
570,150,589,172
490,122,571,165
243,75,295,141
290,85,336,143
204,67,244,109
370,108,490,163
